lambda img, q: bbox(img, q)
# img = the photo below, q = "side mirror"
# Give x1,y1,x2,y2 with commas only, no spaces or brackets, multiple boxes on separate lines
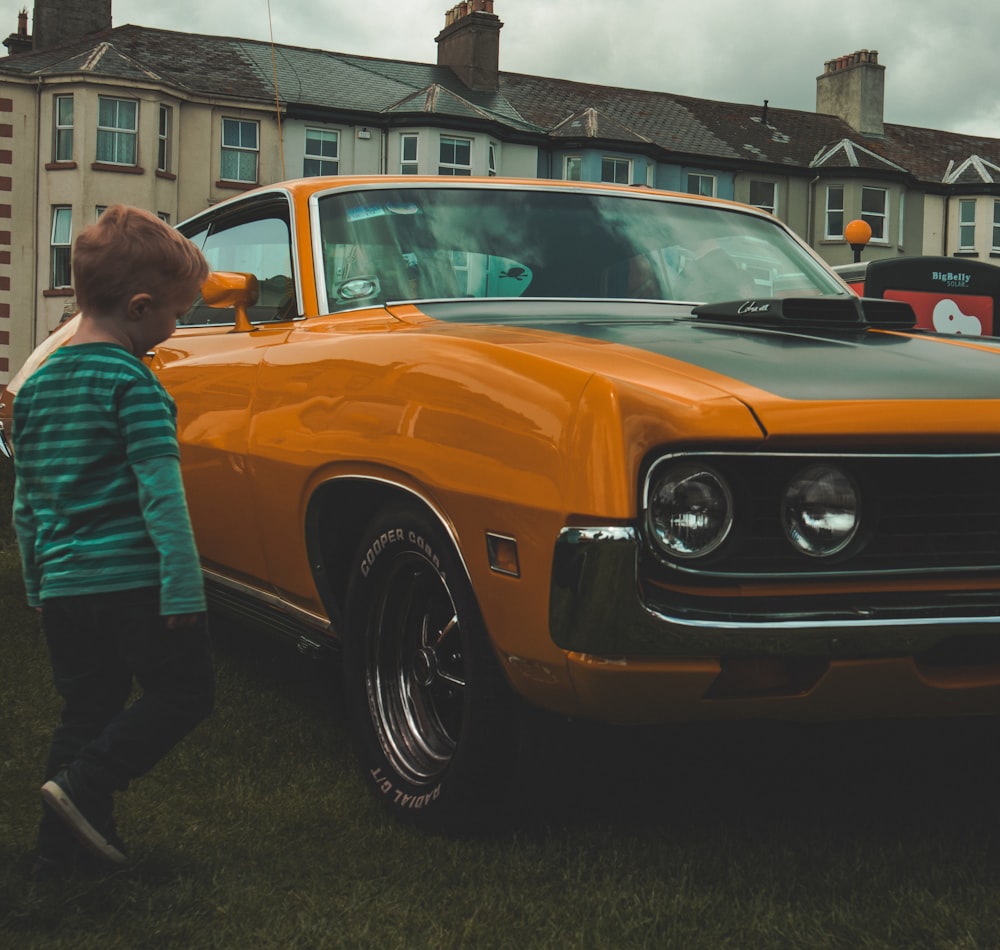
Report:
201,271,260,332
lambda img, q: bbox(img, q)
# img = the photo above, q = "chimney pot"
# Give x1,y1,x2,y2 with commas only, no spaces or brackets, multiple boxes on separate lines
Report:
816,47,885,136
4,5,32,53
436,1,503,92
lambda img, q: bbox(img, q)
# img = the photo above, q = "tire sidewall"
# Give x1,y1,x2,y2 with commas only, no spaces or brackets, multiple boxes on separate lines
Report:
343,504,513,833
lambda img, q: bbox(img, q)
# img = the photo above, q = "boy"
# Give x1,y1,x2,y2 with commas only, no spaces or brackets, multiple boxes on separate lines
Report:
12,205,214,876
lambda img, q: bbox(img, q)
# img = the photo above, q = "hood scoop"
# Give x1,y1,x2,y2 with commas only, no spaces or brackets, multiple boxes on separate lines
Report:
692,295,916,332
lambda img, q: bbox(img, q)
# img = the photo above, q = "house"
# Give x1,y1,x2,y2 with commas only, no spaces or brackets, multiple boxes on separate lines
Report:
2,0,1000,383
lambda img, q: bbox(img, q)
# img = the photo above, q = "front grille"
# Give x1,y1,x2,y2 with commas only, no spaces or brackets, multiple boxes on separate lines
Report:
646,452,1000,578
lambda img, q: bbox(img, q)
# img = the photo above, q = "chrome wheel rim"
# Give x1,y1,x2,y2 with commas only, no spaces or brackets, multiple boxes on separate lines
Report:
366,551,467,784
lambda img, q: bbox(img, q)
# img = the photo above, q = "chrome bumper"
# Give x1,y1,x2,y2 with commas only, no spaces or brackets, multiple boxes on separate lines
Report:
549,527,1000,658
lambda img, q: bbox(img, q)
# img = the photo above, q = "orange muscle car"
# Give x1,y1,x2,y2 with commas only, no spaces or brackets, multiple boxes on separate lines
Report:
7,177,1000,831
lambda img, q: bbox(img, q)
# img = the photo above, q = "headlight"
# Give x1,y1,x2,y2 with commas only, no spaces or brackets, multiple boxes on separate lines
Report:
782,464,860,557
646,461,733,559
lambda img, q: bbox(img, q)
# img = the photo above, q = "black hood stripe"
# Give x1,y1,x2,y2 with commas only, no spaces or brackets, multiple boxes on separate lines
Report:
416,301,1000,401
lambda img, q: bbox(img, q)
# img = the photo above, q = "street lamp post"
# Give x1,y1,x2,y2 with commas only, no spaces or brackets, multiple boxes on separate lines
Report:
844,219,872,263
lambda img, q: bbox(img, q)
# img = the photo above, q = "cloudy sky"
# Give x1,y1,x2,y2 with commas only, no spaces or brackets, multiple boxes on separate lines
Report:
15,0,1000,137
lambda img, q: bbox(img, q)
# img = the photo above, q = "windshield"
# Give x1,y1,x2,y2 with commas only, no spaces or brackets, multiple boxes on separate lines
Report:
316,186,846,312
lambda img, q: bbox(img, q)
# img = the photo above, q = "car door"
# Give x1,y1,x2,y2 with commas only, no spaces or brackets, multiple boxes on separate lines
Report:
152,196,299,588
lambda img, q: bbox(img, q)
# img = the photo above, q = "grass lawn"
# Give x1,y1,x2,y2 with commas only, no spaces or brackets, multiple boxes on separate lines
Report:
2,460,1000,948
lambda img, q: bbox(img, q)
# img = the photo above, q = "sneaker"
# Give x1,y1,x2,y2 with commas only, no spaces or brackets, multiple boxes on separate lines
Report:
22,851,65,881
40,771,128,865
24,847,122,882
26,852,76,883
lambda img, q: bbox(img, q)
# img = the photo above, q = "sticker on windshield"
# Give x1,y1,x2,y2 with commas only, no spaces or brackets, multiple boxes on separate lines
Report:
385,202,421,215
346,205,388,222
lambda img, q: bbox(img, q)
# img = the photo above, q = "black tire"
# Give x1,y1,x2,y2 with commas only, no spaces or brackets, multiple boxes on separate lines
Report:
342,503,516,833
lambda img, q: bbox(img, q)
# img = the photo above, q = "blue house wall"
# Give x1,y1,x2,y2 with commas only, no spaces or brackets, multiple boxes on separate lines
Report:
655,165,736,200
545,150,736,201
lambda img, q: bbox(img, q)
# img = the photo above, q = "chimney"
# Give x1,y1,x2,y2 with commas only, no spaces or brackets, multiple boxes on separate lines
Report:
436,1,503,92
816,49,884,136
30,0,112,51
3,9,32,55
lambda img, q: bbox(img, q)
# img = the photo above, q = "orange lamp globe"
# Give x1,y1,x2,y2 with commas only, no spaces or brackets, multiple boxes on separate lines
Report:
844,219,872,247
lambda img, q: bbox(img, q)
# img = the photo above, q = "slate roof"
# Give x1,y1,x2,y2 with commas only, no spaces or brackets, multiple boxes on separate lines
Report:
943,156,1000,186
5,25,267,98
872,124,1000,186
812,138,907,173
3,22,1000,188
549,107,651,144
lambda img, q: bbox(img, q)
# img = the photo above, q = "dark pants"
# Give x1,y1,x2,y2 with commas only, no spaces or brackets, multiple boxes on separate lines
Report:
37,586,215,858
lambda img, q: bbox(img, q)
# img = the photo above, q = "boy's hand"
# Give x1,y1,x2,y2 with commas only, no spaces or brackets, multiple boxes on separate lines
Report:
165,613,204,629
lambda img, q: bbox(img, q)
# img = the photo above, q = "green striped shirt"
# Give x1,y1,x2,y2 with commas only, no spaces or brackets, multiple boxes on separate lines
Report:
12,342,205,614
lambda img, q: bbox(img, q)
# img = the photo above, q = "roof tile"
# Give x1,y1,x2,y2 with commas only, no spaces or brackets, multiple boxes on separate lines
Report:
3,23,999,186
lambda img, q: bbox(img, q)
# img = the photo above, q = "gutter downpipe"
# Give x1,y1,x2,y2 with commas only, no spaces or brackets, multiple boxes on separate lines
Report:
32,76,43,350
806,175,820,249
942,195,949,256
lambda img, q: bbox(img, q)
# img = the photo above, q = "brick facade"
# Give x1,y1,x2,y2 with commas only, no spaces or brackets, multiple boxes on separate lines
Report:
0,96,9,376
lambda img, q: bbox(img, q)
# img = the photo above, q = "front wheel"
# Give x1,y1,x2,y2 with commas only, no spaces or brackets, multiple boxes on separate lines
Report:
342,504,516,833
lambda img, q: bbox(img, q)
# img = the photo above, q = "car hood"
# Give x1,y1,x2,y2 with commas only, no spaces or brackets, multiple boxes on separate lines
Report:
410,299,1000,440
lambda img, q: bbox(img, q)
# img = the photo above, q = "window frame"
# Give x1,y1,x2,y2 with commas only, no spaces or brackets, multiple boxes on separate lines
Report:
686,173,716,198
53,94,73,163
177,200,297,326
438,135,472,176
748,180,777,215
861,186,889,243
220,117,260,184
96,95,138,166
303,128,339,177
992,200,1000,253
157,104,172,173
824,185,845,240
564,155,582,181
602,157,632,186
50,206,73,289
400,133,419,175
959,198,977,251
